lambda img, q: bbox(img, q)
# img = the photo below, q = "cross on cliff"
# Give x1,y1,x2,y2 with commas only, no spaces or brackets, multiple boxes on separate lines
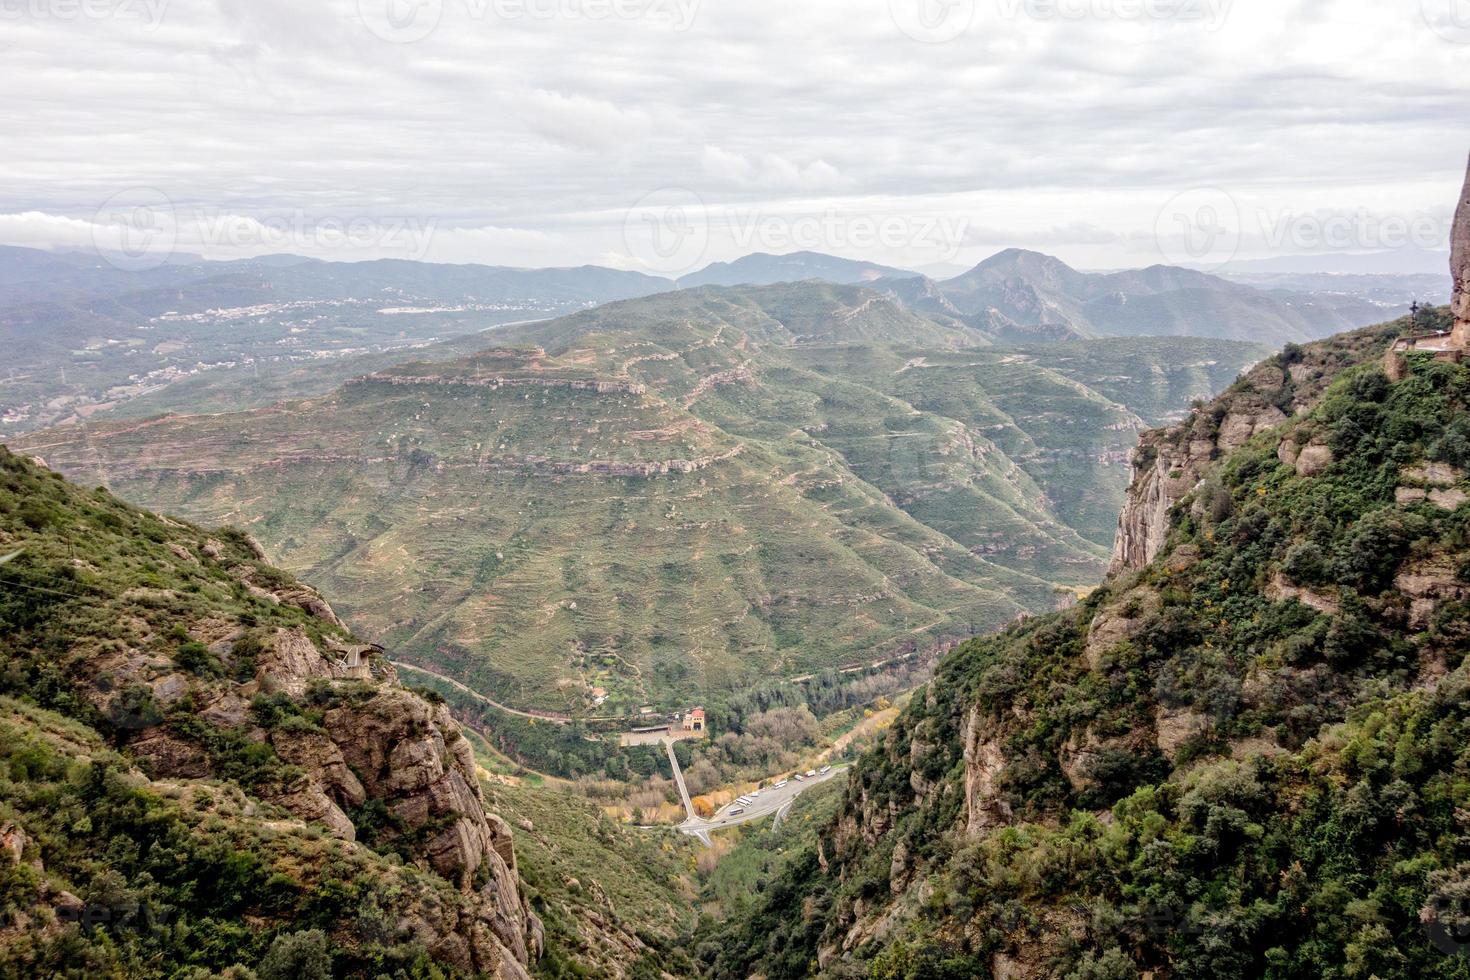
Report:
1453,150,1470,349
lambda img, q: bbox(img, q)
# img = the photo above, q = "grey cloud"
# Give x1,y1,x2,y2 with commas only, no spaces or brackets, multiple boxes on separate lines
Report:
0,0,1464,272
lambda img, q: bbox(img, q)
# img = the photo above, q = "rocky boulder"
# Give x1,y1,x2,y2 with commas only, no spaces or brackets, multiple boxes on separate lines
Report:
1453,152,1470,340
961,705,1013,835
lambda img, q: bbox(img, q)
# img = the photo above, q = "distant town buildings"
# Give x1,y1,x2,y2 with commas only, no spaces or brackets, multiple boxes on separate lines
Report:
617,706,708,747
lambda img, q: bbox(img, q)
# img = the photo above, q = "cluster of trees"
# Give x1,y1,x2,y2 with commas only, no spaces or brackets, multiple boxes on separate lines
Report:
701,354,1470,977
0,721,465,978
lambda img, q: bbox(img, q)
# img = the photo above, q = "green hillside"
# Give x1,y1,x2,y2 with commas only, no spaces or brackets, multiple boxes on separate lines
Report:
706,315,1470,978
14,283,1264,714
0,447,556,978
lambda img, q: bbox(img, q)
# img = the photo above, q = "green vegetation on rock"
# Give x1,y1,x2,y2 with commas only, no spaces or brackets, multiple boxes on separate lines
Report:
0,447,545,978
704,317,1470,979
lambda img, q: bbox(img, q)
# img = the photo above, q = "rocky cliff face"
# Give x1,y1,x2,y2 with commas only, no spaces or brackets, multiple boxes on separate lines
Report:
1109,319,1405,573
0,449,543,979
1453,153,1470,340
707,315,1470,979
131,617,546,978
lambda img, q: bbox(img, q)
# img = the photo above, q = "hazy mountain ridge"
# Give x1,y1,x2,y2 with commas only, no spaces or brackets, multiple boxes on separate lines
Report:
1,243,1413,438
12,283,1265,716
0,245,675,437
892,248,1409,345
675,250,915,288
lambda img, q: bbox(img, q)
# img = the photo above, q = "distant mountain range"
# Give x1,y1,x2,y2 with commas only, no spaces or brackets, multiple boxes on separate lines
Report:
876,248,1408,344
0,243,1423,436
0,245,671,308
15,281,1268,716
1222,247,1450,276
674,250,914,288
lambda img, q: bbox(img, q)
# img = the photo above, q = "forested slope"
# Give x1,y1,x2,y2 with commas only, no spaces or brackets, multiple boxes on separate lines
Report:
706,313,1470,979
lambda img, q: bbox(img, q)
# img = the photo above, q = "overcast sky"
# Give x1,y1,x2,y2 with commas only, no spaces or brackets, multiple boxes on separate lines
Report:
1,0,1467,275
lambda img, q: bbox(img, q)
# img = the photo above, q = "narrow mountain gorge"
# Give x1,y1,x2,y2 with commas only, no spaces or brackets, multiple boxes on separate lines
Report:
0,448,544,978
703,300,1470,977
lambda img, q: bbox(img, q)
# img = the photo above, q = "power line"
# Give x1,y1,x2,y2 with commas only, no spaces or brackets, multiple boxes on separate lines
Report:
0,576,95,602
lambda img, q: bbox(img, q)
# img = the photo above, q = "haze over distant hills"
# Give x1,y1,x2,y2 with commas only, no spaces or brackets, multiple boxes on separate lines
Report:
15,280,1268,715
674,251,915,288
1223,246,1451,276
0,242,1423,438
880,248,1411,344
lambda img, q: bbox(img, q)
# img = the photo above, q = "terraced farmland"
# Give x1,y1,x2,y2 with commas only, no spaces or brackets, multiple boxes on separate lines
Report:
16,283,1266,712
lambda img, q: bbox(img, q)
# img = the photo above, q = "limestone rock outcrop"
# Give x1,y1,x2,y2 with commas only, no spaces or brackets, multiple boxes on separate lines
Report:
1453,152,1470,344
116,622,541,976
962,705,1012,835
1110,362,1296,573
1111,330,1396,575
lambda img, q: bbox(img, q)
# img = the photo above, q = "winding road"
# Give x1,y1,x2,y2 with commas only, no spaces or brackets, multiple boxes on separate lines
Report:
661,739,849,845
